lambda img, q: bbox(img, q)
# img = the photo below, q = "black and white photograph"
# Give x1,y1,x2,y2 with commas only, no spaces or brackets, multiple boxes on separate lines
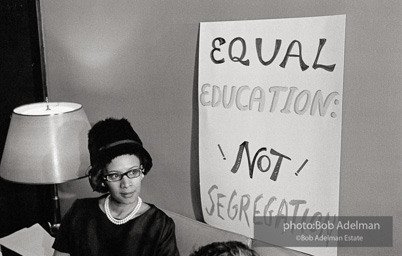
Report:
0,1,400,256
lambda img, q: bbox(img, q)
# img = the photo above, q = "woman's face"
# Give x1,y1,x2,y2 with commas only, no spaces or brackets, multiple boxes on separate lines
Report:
104,154,143,205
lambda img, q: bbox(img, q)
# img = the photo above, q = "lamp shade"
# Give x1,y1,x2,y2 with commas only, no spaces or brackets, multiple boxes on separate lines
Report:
0,102,91,184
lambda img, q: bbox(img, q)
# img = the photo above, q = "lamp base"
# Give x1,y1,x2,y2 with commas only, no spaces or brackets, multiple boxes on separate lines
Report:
49,222,61,236
49,184,61,237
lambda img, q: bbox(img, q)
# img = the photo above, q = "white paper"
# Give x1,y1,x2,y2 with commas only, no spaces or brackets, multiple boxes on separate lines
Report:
0,224,55,256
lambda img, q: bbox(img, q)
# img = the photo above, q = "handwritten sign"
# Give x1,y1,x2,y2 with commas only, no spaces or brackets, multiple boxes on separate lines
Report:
198,15,345,256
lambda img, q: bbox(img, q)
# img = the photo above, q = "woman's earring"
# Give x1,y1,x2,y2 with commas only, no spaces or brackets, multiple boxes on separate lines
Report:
101,182,106,187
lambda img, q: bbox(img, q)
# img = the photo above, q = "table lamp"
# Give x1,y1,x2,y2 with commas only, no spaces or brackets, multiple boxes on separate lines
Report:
0,101,91,235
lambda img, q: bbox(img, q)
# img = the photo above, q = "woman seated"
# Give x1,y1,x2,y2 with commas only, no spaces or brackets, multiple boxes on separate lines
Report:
52,118,180,256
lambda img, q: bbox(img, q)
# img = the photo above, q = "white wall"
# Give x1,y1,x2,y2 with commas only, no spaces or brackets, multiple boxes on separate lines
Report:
41,1,402,255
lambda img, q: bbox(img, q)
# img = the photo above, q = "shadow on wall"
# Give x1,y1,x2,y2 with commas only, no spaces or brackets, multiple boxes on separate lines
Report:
190,26,203,222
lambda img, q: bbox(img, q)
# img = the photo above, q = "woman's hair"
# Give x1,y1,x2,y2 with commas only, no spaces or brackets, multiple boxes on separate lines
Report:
86,118,152,193
190,241,259,256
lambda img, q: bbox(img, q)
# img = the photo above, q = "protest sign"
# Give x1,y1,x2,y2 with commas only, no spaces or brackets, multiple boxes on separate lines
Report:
199,15,346,256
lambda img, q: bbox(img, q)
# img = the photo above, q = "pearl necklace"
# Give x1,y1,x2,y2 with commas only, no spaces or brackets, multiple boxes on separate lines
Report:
104,195,142,225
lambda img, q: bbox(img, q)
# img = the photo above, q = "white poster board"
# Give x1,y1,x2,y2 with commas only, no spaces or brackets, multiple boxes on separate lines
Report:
198,15,345,256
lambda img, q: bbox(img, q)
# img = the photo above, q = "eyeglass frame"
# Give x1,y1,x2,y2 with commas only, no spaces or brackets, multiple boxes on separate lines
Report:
103,166,144,182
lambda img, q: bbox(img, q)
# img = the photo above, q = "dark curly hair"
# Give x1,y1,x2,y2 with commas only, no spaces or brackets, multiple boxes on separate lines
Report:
190,241,259,256
86,118,152,193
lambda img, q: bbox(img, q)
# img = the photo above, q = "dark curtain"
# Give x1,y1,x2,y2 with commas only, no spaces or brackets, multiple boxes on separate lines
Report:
0,1,51,252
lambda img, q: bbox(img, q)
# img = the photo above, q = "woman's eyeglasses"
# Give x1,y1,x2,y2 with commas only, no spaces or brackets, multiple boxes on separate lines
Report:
103,167,143,182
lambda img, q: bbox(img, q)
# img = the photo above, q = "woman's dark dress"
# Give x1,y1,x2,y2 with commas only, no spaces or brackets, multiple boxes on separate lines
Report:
52,196,180,256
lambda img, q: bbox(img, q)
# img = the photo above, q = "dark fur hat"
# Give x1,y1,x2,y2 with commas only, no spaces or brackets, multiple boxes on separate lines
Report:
87,118,152,193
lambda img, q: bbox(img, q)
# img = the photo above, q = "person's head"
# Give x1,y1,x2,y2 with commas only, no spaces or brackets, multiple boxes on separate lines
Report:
87,118,152,194
190,241,259,256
